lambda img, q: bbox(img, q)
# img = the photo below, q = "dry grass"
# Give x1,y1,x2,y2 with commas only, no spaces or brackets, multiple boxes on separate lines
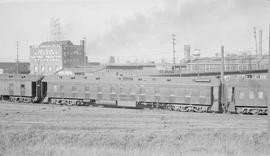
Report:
0,102,269,156
0,129,269,156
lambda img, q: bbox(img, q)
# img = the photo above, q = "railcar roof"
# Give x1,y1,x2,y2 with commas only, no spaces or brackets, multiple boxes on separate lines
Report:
0,74,44,81
43,75,220,86
226,78,270,87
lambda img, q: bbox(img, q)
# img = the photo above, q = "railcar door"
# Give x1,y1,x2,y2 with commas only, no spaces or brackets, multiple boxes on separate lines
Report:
32,82,37,98
20,84,25,96
9,83,14,95
41,82,47,98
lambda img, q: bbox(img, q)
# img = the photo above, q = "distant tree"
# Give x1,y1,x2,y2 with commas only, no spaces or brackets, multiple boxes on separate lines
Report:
109,56,116,64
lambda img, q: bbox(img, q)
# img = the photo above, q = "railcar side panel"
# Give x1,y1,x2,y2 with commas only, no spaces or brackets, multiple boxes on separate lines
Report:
174,88,186,104
144,85,155,102
235,87,267,107
159,87,170,103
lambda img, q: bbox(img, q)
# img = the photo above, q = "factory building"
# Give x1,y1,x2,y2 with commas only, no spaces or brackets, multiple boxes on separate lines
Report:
0,62,30,74
30,40,86,75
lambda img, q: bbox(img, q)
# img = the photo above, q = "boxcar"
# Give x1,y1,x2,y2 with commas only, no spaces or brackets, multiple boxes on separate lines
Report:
0,74,44,102
226,79,269,115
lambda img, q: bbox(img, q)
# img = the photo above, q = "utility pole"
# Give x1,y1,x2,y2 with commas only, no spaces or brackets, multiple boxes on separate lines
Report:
253,27,258,55
259,29,263,56
268,24,270,144
221,45,227,113
172,34,176,70
16,41,19,74
268,24,270,79
83,37,86,75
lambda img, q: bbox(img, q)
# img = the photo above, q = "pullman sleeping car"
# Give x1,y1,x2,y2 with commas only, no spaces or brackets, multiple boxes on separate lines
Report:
41,75,221,112
226,78,269,115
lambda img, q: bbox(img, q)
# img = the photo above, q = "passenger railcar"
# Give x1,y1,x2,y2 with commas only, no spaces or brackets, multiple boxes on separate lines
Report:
136,77,221,112
0,74,44,103
41,75,221,112
226,79,269,115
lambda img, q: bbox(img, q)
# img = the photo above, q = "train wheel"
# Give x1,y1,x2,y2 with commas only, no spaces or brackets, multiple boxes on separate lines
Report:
264,109,268,115
249,109,258,115
193,106,198,112
188,106,193,112
242,108,248,114
257,109,263,115
235,107,242,114
196,106,203,113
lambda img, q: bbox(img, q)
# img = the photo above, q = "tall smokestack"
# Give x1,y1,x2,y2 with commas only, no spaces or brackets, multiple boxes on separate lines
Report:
259,29,263,55
184,45,191,61
80,39,86,68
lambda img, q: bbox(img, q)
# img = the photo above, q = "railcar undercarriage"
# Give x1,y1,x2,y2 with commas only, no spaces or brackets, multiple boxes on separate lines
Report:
137,102,211,113
47,98,88,106
9,96,33,103
235,106,267,115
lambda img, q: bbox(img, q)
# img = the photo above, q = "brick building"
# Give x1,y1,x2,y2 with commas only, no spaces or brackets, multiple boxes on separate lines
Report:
30,40,86,75
0,62,30,74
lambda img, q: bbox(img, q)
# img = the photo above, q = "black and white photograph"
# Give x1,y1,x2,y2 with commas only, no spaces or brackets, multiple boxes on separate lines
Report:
0,0,270,155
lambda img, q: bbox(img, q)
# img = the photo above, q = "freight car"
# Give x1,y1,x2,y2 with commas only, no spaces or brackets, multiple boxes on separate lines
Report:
226,79,269,115
40,75,221,112
0,74,44,103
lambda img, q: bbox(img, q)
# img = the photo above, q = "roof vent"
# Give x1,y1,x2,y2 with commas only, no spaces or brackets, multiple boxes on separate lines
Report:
138,78,142,81
59,76,63,79
21,75,26,78
84,76,87,79
9,75,13,78
166,78,171,82
71,76,75,79
96,77,100,80
193,78,211,83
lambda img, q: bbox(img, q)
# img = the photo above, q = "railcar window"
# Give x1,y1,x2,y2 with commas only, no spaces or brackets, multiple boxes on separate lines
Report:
9,84,14,91
60,85,64,92
53,85,57,92
139,87,145,94
154,88,159,94
72,86,76,92
258,91,264,99
249,91,254,99
239,92,245,99
85,86,89,92
97,86,102,92
111,86,116,93
120,85,125,93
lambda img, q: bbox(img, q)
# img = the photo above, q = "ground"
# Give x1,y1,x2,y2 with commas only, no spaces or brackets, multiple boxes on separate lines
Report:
0,102,269,156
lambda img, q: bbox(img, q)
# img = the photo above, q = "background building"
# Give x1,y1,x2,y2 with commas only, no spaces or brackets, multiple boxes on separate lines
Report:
30,40,86,75
0,62,30,74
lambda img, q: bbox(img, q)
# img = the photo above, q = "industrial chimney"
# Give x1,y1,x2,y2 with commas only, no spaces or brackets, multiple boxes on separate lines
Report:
80,39,86,67
184,45,191,61
259,29,263,56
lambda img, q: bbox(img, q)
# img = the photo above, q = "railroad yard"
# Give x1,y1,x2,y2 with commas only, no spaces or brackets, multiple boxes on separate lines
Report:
0,102,269,156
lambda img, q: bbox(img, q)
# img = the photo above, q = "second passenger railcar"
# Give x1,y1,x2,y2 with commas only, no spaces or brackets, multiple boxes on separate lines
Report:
226,79,269,115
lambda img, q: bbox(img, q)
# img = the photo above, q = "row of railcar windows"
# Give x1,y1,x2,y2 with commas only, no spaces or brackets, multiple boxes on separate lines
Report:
239,91,264,99
51,85,208,97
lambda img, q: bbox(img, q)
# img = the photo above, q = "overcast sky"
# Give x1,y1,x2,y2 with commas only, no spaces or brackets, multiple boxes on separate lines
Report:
0,0,270,63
